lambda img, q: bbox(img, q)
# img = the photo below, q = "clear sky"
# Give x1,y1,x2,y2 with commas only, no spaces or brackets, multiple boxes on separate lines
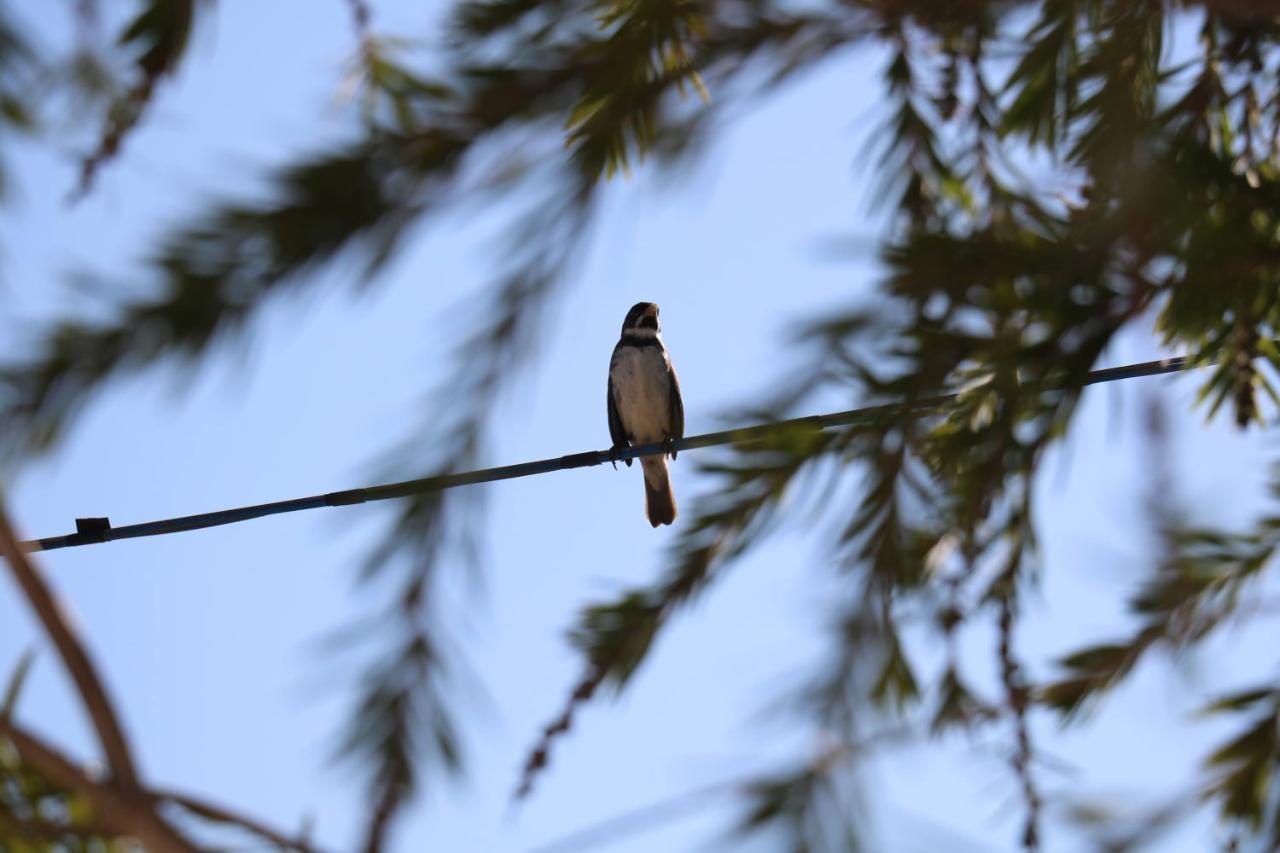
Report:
3,2,1277,852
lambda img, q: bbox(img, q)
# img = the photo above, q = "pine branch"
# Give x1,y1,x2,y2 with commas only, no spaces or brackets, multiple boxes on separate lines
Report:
76,0,204,198
1199,685,1280,842
518,424,853,799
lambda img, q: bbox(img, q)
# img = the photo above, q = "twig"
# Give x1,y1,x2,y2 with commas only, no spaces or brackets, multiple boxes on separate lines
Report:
514,665,605,800
527,729,909,853
998,595,1041,851
0,500,140,789
361,781,404,853
526,776,737,853
158,787,328,853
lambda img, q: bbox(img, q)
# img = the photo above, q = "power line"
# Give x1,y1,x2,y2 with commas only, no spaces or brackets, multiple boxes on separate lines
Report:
20,354,1193,553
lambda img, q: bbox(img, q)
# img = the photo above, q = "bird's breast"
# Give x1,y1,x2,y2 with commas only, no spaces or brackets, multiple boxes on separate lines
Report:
610,344,672,444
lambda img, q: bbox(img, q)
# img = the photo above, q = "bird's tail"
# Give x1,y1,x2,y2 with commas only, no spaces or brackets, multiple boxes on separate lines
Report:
641,457,677,527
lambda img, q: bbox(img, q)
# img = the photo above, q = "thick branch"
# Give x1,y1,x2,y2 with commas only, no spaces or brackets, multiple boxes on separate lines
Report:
0,501,140,789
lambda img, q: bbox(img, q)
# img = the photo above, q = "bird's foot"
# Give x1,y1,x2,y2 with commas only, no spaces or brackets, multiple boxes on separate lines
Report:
664,438,678,460
608,444,630,469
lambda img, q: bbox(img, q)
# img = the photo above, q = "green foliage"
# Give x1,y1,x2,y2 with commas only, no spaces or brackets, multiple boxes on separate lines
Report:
515,425,844,798
732,756,863,853
4,0,1280,850
0,655,122,851
77,0,205,195
5,0,896,836
547,2,1280,847
0,2,37,202
2,139,428,459
564,0,708,176
0,753,115,851
1043,473,1280,719
1200,686,1280,843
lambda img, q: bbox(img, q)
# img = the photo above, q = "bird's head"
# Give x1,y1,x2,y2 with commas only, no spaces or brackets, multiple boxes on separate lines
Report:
621,302,661,338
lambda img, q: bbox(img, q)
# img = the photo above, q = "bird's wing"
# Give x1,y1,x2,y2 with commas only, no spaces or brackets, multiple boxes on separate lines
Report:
667,361,684,440
607,365,628,447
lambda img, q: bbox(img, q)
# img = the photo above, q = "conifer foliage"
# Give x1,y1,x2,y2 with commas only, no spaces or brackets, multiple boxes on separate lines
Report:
3,1,1280,850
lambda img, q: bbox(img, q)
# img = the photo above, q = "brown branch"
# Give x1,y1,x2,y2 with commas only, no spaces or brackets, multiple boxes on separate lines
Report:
998,595,1041,851
514,663,608,801
158,787,328,853
362,780,405,853
0,500,140,789
0,719,193,851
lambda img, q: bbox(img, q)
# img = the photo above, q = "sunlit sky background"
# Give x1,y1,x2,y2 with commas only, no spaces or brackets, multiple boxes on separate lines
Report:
3,3,1278,851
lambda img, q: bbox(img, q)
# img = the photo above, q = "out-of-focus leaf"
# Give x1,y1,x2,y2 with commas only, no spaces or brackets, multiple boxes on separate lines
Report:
0,650,35,722
77,0,206,194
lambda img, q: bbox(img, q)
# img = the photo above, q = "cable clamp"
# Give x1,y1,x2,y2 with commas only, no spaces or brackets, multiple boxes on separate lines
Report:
74,517,112,544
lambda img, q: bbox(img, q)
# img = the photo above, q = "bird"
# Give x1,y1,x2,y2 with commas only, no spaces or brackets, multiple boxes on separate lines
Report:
607,301,684,527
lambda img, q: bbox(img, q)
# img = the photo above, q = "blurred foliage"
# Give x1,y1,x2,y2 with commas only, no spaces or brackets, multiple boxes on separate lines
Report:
732,754,863,853
0,747,119,852
76,0,204,196
0,2,36,204
0,654,124,851
3,0,1280,851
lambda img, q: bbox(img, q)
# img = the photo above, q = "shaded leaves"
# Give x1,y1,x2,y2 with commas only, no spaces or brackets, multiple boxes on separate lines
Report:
2,139,430,460
4,0,1280,850
1042,491,1280,719
1201,687,1280,840
0,739,119,851
77,0,205,196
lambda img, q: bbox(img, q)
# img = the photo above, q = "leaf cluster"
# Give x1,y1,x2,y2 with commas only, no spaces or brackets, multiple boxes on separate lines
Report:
5,0,1280,850
549,2,1280,848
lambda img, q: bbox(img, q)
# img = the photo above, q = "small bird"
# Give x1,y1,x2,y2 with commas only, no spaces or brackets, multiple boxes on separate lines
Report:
607,301,684,527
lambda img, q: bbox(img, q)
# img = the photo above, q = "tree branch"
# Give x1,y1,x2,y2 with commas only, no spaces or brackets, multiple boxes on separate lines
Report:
0,500,140,789
157,787,329,853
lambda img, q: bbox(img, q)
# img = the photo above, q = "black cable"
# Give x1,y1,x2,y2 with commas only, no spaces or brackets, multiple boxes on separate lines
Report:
19,354,1192,552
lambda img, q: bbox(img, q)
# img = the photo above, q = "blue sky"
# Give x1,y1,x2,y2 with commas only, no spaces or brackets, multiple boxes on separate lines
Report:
3,2,1278,851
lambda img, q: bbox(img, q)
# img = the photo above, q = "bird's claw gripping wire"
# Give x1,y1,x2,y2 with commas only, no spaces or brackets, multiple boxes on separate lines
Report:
664,438,678,460
608,444,627,470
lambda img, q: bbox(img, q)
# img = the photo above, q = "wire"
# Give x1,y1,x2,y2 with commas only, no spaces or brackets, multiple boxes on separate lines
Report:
20,354,1193,552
